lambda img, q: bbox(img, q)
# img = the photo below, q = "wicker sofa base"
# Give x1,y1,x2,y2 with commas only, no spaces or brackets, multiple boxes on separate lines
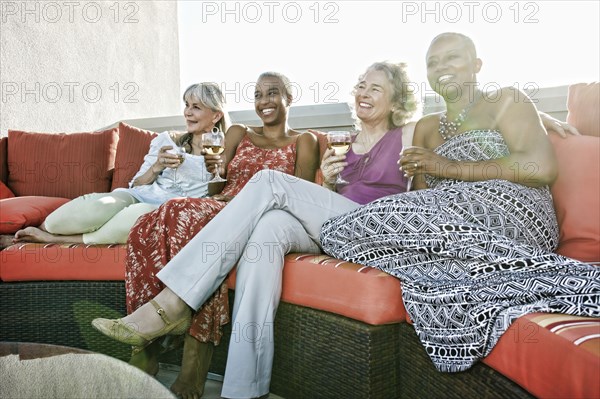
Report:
0,281,132,361
0,280,533,398
208,298,533,399
205,297,403,399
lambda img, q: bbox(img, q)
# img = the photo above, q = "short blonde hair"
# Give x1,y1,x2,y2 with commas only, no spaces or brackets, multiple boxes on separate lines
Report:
353,62,418,130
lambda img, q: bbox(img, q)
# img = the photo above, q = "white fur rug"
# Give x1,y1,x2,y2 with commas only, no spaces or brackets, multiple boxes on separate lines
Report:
0,352,175,398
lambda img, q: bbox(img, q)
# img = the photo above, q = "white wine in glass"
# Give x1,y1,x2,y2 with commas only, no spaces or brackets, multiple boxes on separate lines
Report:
166,146,186,182
167,146,186,165
202,130,226,183
326,131,352,185
204,145,225,156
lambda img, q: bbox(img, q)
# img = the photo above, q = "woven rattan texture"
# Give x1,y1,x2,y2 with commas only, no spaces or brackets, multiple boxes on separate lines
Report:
208,293,534,398
1,282,534,398
206,292,401,398
272,302,401,398
397,323,533,399
0,281,131,361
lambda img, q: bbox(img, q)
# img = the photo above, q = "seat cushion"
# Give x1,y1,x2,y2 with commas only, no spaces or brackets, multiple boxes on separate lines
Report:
1,244,405,325
0,243,126,281
279,254,406,325
7,128,118,199
484,313,600,399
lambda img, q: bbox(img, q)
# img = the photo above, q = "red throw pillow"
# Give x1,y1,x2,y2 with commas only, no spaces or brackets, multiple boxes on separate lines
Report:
0,181,15,199
566,82,600,137
0,196,70,234
0,136,7,183
110,122,158,190
7,128,118,199
550,134,600,263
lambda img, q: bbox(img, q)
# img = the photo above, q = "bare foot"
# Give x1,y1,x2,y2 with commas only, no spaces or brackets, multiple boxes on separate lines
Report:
170,334,213,399
0,235,16,249
14,226,60,243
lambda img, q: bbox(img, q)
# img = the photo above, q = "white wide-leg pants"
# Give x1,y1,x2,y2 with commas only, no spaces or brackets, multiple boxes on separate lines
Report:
157,170,359,398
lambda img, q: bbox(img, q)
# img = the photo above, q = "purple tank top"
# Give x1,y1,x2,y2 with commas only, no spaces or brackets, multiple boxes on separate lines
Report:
337,127,408,204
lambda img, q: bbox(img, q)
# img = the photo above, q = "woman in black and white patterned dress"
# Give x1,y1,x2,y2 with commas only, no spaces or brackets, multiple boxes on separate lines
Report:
320,33,600,372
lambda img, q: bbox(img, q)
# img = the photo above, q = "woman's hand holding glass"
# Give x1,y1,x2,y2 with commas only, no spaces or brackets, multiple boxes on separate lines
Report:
202,129,227,183
203,152,224,181
321,148,349,189
153,146,184,173
325,131,352,185
399,146,451,189
164,145,186,182
398,146,422,191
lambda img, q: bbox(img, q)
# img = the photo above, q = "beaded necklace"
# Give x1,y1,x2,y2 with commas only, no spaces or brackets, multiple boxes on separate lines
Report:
438,91,480,140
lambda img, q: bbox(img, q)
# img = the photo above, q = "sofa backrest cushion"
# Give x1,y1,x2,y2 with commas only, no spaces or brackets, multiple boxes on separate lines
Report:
0,136,7,184
110,123,158,190
550,133,600,263
566,82,599,137
7,128,118,199
0,196,70,234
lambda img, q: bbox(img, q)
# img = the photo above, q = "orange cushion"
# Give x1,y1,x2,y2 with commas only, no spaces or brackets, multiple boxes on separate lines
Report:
227,254,406,325
567,82,600,137
280,254,405,325
0,181,14,199
0,243,126,281
110,123,158,190
484,313,600,399
7,128,118,199
549,134,600,262
0,196,70,234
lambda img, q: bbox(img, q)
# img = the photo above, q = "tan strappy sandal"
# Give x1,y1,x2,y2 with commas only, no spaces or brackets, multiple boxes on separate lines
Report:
91,299,192,347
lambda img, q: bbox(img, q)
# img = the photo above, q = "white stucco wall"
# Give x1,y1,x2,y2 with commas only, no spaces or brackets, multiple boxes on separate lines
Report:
0,0,180,136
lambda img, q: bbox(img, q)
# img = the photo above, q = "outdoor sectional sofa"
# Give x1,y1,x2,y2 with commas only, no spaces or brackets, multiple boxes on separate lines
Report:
1,83,598,398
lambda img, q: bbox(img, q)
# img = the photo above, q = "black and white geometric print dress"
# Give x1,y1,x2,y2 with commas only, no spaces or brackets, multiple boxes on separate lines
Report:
320,129,600,372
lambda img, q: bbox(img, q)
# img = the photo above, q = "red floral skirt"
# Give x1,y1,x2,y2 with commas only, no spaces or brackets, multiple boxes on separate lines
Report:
126,197,230,344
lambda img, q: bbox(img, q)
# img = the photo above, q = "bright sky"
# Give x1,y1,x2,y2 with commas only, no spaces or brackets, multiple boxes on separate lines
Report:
178,0,599,111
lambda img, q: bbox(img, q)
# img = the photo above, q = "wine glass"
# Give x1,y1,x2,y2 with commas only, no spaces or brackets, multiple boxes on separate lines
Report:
400,145,420,191
166,146,186,182
202,130,226,183
327,131,352,185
